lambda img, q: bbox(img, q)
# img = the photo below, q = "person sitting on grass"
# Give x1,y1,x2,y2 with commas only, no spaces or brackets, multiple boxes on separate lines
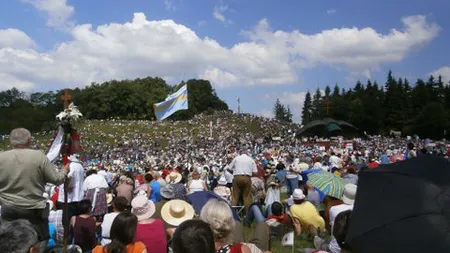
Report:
290,189,325,237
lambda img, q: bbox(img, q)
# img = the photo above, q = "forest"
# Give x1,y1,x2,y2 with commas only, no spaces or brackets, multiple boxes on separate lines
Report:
1,71,449,139
0,78,228,134
301,71,450,139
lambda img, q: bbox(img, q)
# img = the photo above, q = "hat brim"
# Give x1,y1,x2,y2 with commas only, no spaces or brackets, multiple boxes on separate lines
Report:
132,201,156,221
161,200,195,226
166,174,182,184
160,189,175,199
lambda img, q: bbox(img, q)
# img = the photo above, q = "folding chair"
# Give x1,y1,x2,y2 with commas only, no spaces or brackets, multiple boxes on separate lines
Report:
231,205,245,217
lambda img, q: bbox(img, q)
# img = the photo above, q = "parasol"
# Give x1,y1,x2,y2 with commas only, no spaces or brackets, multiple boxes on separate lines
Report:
187,191,240,221
307,171,345,199
347,155,450,253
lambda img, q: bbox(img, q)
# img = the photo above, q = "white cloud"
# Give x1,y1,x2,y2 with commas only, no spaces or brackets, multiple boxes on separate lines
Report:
22,0,74,29
213,5,232,24
164,0,175,11
430,66,450,83
0,12,440,91
0,29,36,49
257,109,273,119
0,73,35,91
244,15,439,76
327,9,336,14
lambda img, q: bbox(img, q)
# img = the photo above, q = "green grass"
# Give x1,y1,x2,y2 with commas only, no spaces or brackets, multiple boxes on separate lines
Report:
243,225,314,253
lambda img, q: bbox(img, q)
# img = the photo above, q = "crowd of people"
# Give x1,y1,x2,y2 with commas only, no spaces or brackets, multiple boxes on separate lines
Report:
0,112,448,253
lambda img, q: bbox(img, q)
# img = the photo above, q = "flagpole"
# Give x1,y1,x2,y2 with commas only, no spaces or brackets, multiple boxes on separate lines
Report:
209,121,213,138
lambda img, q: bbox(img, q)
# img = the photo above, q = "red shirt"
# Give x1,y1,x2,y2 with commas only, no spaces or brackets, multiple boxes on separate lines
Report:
161,169,170,179
267,214,291,225
368,162,379,169
135,219,167,253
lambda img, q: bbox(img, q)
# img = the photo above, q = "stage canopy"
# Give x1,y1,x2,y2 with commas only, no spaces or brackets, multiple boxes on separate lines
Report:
297,118,359,137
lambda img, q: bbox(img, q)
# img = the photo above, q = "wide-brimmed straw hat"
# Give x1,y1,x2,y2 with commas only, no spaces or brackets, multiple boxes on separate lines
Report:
131,195,156,221
166,172,182,184
161,199,195,226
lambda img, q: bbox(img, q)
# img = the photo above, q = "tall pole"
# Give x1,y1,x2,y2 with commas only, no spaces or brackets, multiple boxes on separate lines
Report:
60,88,72,253
209,121,213,138
237,97,241,114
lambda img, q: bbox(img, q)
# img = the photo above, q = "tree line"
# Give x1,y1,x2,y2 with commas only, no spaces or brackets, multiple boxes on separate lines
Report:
273,99,293,123
0,77,228,134
301,71,450,139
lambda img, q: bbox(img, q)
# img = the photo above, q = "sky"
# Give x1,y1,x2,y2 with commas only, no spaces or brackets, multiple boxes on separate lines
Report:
1,0,449,122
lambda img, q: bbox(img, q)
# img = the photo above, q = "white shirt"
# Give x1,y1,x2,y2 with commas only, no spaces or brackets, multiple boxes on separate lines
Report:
286,162,300,179
224,169,234,183
188,179,205,194
58,161,85,203
83,174,109,191
230,154,257,176
313,162,322,170
329,155,341,168
101,212,120,245
329,204,354,253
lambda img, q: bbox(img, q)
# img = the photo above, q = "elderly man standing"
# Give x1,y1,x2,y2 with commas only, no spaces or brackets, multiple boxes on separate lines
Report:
0,128,69,246
229,145,258,212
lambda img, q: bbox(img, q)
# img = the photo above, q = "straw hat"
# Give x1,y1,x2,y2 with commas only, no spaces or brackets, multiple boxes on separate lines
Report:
106,194,114,206
131,196,156,221
161,200,195,226
166,172,182,184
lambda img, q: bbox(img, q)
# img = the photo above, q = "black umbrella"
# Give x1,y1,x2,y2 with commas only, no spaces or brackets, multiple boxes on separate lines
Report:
347,155,450,253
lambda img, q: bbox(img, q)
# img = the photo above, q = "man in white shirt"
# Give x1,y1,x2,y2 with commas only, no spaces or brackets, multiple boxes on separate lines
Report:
285,155,300,196
329,152,342,169
229,146,258,212
327,184,357,253
57,154,85,219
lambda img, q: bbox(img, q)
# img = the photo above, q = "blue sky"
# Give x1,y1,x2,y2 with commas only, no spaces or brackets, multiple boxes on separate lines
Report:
0,0,449,122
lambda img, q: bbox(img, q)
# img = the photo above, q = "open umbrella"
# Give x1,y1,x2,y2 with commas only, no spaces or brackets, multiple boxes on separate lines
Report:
347,155,450,253
187,191,240,221
307,171,345,199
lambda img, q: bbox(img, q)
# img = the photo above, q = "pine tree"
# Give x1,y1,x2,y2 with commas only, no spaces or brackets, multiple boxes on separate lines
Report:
285,106,293,123
301,91,312,125
332,84,340,98
311,88,323,120
273,98,284,121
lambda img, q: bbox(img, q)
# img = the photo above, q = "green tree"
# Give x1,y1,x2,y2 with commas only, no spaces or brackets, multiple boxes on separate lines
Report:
311,88,323,120
301,91,312,125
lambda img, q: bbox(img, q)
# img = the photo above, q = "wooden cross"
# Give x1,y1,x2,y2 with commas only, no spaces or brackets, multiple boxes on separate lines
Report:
325,101,333,116
60,88,72,109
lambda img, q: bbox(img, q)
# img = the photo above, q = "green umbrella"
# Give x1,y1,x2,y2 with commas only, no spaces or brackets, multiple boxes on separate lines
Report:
307,171,345,199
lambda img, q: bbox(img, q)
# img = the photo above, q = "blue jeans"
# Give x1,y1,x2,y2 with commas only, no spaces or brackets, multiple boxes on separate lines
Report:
286,177,298,196
245,205,266,225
